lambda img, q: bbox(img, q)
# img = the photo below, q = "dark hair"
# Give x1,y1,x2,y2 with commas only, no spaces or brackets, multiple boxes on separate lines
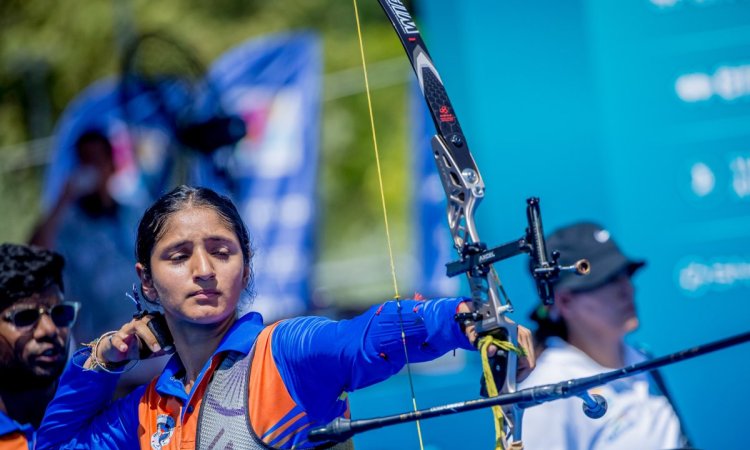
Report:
529,304,568,346
135,185,252,279
0,244,65,311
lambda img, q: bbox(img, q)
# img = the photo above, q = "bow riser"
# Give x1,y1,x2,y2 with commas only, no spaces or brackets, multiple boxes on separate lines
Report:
430,135,513,329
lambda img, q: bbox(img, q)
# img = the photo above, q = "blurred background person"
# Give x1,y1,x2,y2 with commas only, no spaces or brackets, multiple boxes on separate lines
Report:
29,130,140,344
519,222,689,450
0,243,77,449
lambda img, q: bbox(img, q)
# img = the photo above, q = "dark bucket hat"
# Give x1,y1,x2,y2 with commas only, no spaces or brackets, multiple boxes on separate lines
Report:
545,222,645,292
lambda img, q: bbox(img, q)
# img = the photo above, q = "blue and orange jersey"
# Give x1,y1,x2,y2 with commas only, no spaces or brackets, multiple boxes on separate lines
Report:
37,297,473,449
0,411,35,450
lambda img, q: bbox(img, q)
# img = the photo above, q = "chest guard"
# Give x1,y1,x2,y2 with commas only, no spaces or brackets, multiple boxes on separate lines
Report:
196,350,354,450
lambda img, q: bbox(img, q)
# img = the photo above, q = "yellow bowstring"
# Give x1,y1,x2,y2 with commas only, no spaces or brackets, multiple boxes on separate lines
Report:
479,336,527,450
352,0,400,299
352,1,424,448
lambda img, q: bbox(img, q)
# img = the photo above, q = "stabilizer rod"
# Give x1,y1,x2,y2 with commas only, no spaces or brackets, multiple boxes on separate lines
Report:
309,330,750,443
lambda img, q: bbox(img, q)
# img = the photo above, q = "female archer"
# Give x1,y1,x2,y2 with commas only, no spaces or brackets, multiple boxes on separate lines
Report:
37,185,534,449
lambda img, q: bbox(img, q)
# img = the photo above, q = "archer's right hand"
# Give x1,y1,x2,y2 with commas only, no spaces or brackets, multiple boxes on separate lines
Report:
86,315,169,369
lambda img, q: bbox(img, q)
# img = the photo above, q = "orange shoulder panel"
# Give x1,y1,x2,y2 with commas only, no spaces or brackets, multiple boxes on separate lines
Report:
0,432,29,450
249,322,309,446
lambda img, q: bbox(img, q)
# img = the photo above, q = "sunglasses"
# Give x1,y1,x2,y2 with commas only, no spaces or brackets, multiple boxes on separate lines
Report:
2,302,80,329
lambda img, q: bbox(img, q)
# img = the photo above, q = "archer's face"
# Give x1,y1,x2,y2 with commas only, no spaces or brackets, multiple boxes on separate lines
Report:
142,206,249,328
0,285,70,382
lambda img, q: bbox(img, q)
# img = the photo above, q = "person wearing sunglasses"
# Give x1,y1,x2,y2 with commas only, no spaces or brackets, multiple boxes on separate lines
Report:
0,243,78,450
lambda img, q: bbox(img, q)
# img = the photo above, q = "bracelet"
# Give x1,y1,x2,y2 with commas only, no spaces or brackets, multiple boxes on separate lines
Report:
85,331,138,374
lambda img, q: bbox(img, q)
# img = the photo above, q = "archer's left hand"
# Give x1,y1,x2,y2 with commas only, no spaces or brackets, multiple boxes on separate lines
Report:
457,301,536,382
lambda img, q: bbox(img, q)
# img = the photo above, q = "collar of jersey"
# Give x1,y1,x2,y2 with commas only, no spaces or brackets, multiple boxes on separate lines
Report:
154,311,265,402
0,409,34,437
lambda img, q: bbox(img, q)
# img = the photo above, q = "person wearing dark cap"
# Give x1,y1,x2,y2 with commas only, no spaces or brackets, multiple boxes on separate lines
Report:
0,243,78,449
518,222,689,450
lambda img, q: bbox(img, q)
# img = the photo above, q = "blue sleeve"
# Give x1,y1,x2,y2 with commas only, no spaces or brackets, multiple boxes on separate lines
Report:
36,348,144,450
272,297,473,419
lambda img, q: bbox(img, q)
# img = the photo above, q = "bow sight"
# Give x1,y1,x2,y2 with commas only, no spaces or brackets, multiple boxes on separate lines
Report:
445,197,590,308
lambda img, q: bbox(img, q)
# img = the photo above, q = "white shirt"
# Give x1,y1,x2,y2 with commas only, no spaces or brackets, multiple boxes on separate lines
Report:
518,337,685,450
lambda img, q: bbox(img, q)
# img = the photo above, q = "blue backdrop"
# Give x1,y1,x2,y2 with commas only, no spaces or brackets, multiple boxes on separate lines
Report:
350,1,750,449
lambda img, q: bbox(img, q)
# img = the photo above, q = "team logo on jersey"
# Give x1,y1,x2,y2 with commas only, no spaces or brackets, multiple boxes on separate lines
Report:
151,414,176,450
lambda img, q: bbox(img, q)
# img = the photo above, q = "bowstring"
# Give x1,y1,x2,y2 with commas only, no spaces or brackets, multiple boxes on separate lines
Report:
352,1,425,448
